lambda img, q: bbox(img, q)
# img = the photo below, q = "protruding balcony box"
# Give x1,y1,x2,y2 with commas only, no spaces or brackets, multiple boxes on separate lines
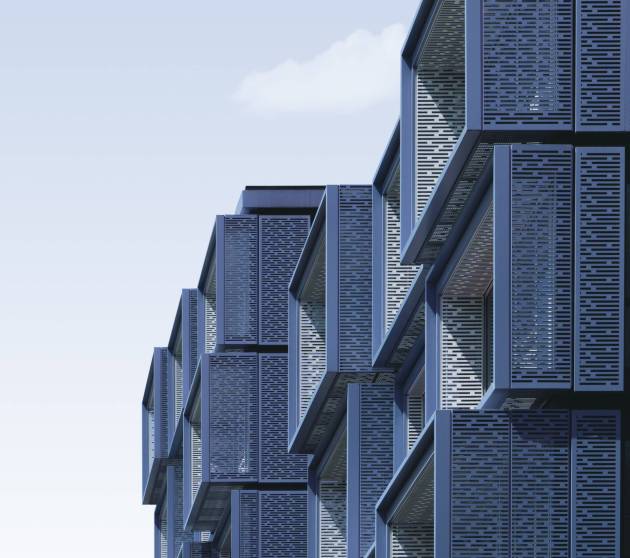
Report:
376,409,621,557
372,121,429,374
197,212,312,350
184,352,258,532
142,347,169,504
184,352,307,532
307,383,394,558
399,0,630,265
288,184,382,456
214,490,308,557
422,144,624,417
168,289,201,457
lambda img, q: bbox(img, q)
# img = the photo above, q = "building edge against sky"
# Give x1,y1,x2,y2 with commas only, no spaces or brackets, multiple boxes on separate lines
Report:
141,0,630,556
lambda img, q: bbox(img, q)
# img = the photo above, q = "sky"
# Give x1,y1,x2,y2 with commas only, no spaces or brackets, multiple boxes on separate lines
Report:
0,1,419,555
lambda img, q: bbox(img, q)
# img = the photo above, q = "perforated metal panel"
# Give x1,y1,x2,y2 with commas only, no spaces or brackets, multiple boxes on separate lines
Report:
510,146,573,385
572,411,620,558
358,385,394,556
407,391,424,451
208,354,258,481
238,492,258,558
338,185,373,372
319,482,347,558
184,289,199,392
259,492,308,558
158,349,169,456
385,168,419,333
483,0,573,128
414,0,465,221
390,524,433,558
160,502,168,558
259,354,307,481
577,0,625,129
259,215,309,344
173,464,190,552
299,239,326,420
510,411,569,558
575,148,624,390
174,340,183,430
203,258,217,353
223,216,258,344
440,297,484,409
191,417,202,501
451,412,510,558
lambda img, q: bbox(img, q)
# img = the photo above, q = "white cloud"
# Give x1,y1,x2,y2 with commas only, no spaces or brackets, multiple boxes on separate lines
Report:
234,24,405,114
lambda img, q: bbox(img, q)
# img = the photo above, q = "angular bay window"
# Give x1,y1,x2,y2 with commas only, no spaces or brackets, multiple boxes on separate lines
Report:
184,353,258,532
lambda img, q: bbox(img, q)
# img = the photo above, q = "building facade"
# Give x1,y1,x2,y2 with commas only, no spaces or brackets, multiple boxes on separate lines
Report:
141,0,630,556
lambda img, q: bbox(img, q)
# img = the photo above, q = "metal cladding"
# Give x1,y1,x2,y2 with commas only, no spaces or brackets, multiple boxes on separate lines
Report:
140,0,629,556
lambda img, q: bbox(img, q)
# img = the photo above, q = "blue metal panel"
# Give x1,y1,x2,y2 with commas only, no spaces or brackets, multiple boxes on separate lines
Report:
205,353,258,483
259,491,308,557
575,148,625,391
182,289,200,405
576,0,629,130
338,185,373,372
259,353,307,482
258,215,310,345
572,410,620,558
482,0,573,129
510,411,570,558
494,144,573,389
232,490,308,558
216,215,258,346
347,384,394,557
450,411,510,558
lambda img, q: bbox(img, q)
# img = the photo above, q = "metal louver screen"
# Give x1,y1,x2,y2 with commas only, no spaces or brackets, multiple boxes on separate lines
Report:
391,524,433,558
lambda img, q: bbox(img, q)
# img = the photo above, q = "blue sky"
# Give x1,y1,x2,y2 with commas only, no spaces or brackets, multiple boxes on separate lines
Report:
0,1,418,555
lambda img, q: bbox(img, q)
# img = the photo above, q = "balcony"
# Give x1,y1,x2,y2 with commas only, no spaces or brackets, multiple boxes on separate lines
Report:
289,185,384,455
376,409,620,557
142,348,169,504
184,352,306,532
399,0,630,265
197,212,313,350
184,352,258,532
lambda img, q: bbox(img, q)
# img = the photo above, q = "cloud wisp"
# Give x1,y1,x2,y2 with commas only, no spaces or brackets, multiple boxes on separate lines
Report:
234,24,405,114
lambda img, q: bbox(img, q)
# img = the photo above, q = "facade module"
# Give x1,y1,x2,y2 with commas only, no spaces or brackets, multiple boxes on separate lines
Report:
141,0,630,556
